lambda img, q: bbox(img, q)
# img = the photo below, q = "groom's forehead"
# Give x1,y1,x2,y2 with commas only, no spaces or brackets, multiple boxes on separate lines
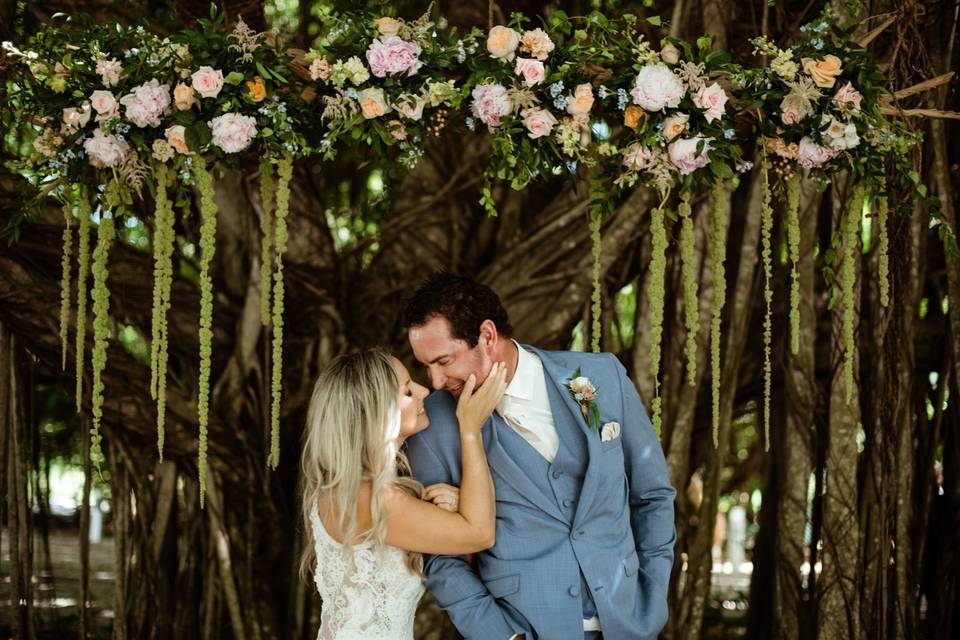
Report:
409,317,469,357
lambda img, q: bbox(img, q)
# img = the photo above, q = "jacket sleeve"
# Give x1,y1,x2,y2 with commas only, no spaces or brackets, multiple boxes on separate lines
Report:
405,420,524,639
610,353,676,637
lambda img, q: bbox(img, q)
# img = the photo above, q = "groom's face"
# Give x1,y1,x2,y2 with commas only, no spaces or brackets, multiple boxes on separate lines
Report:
408,316,493,399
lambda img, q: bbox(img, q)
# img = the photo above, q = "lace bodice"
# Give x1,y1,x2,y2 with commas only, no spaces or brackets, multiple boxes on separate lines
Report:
310,509,425,640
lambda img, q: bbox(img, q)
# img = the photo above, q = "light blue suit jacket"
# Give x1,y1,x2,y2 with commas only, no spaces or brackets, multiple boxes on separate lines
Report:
406,346,676,639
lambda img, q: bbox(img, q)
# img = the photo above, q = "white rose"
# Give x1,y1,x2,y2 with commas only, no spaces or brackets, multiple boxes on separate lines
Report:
660,43,681,65
89,90,118,119
630,64,685,112
191,66,224,99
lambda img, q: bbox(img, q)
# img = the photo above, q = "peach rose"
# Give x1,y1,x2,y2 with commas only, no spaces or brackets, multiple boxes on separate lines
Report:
801,55,842,88
375,17,402,36
662,113,689,141
660,43,681,65
487,25,521,60
246,76,267,103
165,125,189,154
566,83,594,116
357,87,390,119
624,105,646,129
520,28,555,61
174,82,196,110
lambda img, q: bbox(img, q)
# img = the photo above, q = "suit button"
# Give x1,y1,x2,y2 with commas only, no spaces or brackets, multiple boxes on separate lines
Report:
563,498,573,508
568,585,580,597
571,530,581,540
552,470,562,479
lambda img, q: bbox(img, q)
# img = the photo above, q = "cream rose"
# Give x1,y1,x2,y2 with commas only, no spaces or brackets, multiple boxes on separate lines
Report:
801,55,842,88
662,113,689,141
660,43,681,65
174,82,196,110
394,94,425,121
521,108,558,139
375,17,402,36
566,83,594,116
693,83,728,123
62,103,92,131
191,66,224,99
89,90,118,119
514,58,545,87
357,87,390,119
487,25,521,60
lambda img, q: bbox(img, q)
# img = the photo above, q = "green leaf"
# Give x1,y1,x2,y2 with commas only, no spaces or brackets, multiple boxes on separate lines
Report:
224,71,245,85
261,127,273,137
697,35,712,52
255,61,274,82
647,15,662,27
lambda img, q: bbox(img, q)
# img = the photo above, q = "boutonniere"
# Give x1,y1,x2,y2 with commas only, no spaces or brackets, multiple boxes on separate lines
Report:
565,369,601,430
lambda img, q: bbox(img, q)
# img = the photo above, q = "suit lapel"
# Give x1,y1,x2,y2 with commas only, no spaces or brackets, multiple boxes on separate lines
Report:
485,411,569,525
526,346,605,529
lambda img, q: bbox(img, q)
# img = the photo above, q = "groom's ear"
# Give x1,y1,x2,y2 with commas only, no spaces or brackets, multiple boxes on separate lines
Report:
477,319,499,355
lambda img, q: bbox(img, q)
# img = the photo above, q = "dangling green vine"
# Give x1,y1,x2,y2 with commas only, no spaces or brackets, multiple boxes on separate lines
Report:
709,180,729,448
90,212,114,476
59,195,73,371
149,163,176,460
648,205,668,435
589,202,602,354
786,174,801,356
74,191,92,413
760,154,774,452
259,159,276,327
842,186,862,404
678,191,699,387
876,180,890,308
194,157,218,507
269,153,294,469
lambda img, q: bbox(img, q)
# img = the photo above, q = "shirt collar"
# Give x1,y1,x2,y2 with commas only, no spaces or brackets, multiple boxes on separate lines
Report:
502,339,537,402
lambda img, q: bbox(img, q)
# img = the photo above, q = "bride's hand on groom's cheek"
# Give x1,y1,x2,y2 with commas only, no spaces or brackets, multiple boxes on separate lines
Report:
423,483,460,512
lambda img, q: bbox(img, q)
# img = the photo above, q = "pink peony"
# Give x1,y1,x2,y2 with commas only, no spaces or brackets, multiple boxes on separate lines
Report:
630,64,685,112
119,80,171,128
515,58,545,87
521,108,558,139
471,83,512,128
694,83,728,123
796,136,839,168
668,136,713,175
83,128,130,168
191,66,224,99
365,36,422,78
209,113,257,153
832,82,863,112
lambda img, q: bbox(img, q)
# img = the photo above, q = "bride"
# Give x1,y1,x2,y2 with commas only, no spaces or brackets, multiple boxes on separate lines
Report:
300,348,507,639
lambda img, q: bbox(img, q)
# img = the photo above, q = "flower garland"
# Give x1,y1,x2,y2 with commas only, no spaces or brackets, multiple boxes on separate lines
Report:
786,174,802,355
709,180,728,447
842,186,862,403
760,154,774,451
268,153,293,469
90,212,114,476
194,156,218,506
149,163,176,460
59,196,73,371
647,205,668,435
678,191,699,386
259,159,275,327
74,192,92,413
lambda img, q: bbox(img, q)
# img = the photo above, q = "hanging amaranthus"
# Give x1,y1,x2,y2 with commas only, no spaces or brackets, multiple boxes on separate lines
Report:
877,180,890,308
90,213,115,476
59,195,73,371
589,202,602,353
648,206,668,435
269,153,294,469
74,192,92,413
194,157,218,507
786,175,801,355
760,156,774,451
259,159,276,327
678,191,699,386
149,164,176,460
842,186,862,404
709,180,729,448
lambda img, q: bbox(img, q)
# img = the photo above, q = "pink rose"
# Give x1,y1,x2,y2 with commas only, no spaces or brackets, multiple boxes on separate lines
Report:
514,58,545,87
566,83,594,116
796,136,839,168
631,64,685,112
191,66,224,99
471,83,512,128
780,94,810,125
521,108,558,139
209,113,257,153
365,36,422,78
668,136,713,175
394,94,425,121
694,83,728,123
119,80,170,128
89,90,118,119
387,119,407,141
832,82,862,112
83,128,130,168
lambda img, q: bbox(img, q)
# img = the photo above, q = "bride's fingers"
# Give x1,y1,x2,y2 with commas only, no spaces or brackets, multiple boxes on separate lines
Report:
458,373,477,404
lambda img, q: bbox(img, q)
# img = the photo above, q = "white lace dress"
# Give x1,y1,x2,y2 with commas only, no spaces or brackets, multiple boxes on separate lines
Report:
310,509,425,639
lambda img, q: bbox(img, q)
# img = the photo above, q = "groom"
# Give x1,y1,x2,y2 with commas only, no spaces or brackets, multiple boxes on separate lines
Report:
403,273,675,639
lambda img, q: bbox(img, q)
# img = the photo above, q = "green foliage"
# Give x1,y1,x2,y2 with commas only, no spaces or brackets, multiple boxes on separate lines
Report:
876,184,889,308
269,153,294,469
59,197,73,371
678,191,698,386
786,175,801,355
259,160,276,326
149,164,176,461
709,180,729,448
648,206,668,435
90,212,115,477
760,158,774,452
842,186,862,404
74,192,92,414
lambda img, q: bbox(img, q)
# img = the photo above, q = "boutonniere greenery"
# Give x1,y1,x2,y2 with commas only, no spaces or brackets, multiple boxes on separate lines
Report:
565,369,601,430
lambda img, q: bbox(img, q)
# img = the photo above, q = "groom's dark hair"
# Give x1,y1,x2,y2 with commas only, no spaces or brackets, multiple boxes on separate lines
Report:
402,273,513,347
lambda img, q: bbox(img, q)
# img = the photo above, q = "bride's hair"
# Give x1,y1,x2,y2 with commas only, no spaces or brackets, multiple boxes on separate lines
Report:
299,349,423,580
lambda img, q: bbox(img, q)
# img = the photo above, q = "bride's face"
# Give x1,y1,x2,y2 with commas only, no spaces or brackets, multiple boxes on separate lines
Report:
392,357,430,442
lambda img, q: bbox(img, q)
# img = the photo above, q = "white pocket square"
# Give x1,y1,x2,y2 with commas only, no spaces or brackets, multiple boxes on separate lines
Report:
601,421,621,442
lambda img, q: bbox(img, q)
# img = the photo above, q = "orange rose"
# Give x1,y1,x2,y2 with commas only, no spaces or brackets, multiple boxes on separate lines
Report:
801,55,842,88
246,76,267,103
624,105,646,129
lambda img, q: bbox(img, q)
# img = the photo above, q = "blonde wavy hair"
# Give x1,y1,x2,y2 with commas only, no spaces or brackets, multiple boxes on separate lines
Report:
300,349,423,580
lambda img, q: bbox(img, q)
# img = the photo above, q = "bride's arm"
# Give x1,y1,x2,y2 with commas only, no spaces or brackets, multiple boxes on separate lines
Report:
385,364,506,555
